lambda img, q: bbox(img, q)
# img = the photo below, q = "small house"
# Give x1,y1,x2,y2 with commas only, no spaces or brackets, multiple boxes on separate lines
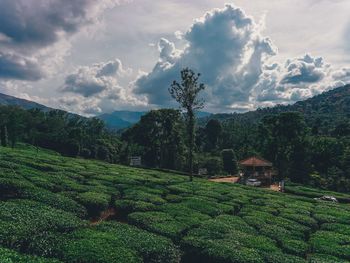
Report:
239,156,276,186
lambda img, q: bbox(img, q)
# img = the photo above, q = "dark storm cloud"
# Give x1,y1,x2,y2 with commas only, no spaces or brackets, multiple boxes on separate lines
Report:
0,52,43,81
0,0,120,81
0,0,98,47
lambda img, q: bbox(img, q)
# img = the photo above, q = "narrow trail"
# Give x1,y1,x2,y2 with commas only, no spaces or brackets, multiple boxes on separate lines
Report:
208,176,240,183
90,207,117,225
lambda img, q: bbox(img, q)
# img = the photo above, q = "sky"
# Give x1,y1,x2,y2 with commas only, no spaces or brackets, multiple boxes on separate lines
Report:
0,0,350,115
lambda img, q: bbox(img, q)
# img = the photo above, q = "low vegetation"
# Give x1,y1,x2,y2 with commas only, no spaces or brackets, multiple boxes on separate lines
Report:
1,146,350,262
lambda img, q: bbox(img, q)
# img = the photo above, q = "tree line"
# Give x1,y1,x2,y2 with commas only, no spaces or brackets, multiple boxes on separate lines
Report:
0,68,349,192
0,106,121,162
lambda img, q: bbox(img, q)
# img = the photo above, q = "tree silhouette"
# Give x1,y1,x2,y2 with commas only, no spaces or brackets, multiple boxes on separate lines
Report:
169,68,205,181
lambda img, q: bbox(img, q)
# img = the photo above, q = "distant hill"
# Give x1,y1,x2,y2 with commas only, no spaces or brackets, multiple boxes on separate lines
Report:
98,110,212,130
200,84,350,130
0,92,212,130
3,84,349,133
98,111,146,130
0,92,86,120
0,92,52,111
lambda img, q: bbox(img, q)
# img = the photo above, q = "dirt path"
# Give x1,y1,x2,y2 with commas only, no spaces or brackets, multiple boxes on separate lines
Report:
208,176,240,183
90,207,116,225
209,177,281,193
268,184,280,192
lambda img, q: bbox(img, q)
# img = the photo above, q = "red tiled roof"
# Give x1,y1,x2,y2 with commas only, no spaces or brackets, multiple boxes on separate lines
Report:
239,156,273,167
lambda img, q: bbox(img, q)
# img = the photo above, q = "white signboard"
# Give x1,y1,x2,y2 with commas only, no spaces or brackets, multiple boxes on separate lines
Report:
130,156,141,166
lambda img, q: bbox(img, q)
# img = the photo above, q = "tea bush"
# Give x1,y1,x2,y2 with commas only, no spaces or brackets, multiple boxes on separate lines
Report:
54,222,180,263
1,146,350,262
76,191,110,216
0,247,61,263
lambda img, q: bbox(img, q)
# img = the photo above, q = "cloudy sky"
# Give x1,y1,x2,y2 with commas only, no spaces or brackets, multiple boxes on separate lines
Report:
0,0,350,115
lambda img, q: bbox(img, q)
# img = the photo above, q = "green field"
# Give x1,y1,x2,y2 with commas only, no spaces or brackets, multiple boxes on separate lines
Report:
1,146,350,262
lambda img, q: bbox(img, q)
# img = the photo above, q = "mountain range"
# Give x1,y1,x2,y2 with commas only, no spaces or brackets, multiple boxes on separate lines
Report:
0,93,53,111
199,84,350,130
1,84,349,130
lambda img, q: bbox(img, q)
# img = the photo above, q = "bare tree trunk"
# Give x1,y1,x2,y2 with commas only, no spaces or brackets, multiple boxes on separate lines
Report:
188,109,195,181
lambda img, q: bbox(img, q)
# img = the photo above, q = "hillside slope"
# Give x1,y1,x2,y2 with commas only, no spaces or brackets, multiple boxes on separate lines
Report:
98,110,212,130
1,146,350,262
200,85,350,128
98,110,146,130
0,92,52,111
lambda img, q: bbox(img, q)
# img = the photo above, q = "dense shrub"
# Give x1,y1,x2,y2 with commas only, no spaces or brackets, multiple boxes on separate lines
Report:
179,197,233,216
0,200,85,251
2,146,350,262
285,184,350,203
308,253,346,263
115,199,157,215
321,223,350,235
262,251,307,263
76,192,110,217
222,149,238,175
160,203,211,228
123,189,166,205
0,247,61,263
128,211,188,239
54,223,180,263
280,239,309,257
181,215,284,263
279,212,318,229
0,178,86,217
80,148,91,159
310,231,350,260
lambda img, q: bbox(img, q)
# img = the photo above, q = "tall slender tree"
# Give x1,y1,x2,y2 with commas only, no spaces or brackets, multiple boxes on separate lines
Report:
169,68,205,181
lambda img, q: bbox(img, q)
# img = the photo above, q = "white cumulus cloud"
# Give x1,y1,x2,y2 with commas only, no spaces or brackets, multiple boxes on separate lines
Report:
134,4,277,111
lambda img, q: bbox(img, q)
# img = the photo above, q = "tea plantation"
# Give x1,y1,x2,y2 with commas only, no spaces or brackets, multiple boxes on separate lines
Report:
1,145,350,262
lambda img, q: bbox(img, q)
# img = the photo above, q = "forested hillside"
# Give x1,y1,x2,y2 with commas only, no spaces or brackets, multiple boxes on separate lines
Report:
1,146,350,262
0,85,349,193
201,85,350,135
0,93,52,111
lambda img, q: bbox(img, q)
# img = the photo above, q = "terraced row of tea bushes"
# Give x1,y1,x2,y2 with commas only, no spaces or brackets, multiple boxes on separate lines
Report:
28,222,180,263
0,247,61,263
285,183,350,203
0,199,85,252
2,146,350,262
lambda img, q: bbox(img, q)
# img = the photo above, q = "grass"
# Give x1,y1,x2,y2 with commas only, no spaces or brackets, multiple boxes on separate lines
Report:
1,146,350,262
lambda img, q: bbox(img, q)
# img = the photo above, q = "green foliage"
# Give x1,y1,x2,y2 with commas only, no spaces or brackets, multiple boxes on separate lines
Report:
53,222,181,263
128,211,188,240
0,247,61,263
221,149,238,175
196,154,223,175
76,192,110,217
169,68,206,178
0,178,87,217
1,146,350,262
0,105,121,163
115,199,157,214
204,119,222,151
0,200,85,251
280,239,309,257
285,183,350,203
122,109,186,169
310,231,350,260
181,215,280,263
308,253,347,263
